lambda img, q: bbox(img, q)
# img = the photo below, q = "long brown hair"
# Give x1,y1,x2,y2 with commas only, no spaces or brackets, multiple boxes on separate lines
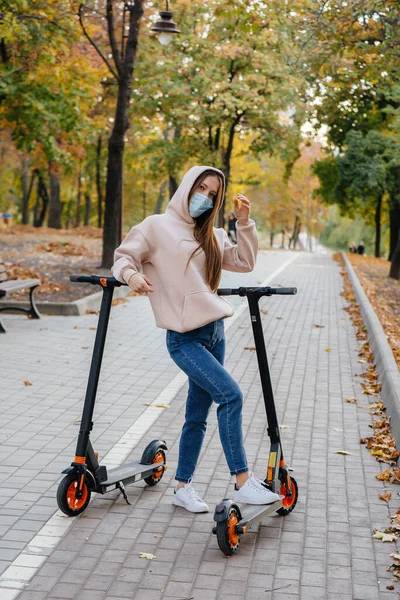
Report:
187,170,224,292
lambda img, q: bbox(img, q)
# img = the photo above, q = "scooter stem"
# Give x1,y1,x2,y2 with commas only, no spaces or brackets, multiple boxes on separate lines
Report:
75,285,115,459
246,292,281,446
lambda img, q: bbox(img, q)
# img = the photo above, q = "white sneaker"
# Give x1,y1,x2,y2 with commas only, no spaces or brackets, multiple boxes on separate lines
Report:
232,472,280,505
172,483,209,513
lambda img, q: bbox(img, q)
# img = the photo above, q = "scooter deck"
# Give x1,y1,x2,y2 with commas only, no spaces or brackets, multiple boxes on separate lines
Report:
103,460,166,486
237,500,282,531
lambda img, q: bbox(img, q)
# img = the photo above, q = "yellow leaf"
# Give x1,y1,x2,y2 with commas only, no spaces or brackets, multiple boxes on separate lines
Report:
335,450,352,455
325,347,333,352
139,552,156,560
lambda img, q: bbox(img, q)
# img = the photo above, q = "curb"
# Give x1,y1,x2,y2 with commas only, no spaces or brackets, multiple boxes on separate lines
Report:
342,252,400,443
0,284,131,317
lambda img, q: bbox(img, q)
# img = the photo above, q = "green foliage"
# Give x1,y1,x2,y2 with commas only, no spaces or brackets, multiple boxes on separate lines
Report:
320,205,388,256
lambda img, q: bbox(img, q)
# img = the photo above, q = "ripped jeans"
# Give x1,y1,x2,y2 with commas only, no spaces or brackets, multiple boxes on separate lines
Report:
166,319,248,483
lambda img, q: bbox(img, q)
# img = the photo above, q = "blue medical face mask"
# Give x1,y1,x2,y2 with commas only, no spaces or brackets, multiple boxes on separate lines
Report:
189,191,214,218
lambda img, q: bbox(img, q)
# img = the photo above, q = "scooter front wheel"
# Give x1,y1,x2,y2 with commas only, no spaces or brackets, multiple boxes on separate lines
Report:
277,476,298,516
144,448,167,487
216,505,241,556
57,474,91,516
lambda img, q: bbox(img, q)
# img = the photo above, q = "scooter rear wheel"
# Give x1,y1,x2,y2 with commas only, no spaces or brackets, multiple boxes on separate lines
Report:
144,448,166,487
216,505,241,556
57,474,91,516
277,476,298,516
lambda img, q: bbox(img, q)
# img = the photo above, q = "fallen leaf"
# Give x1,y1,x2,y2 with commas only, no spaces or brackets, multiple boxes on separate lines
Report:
373,530,397,543
345,397,358,403
86,309,100,315
335,450,352,455
139,552,156,560
389,553,400,561
325,347,333,352
260,309,268,314
280,425,289,429
333,428,343,432
112,298,127,306
378,492,392,502
24,381,32,386
312,324,325,328
244,346,256,351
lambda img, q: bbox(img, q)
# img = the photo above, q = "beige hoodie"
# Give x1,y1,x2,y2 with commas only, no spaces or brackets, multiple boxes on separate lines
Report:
112,166,258,333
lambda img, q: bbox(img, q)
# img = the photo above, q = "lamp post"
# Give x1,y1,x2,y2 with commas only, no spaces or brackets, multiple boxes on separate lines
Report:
151,0,181,46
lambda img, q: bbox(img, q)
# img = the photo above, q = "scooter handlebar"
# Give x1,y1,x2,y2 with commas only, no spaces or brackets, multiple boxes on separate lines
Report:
69,275,125,287
217,286,297,297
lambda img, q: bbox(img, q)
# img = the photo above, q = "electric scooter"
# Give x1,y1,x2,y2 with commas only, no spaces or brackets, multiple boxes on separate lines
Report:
57,275,167,517
212,286,298,555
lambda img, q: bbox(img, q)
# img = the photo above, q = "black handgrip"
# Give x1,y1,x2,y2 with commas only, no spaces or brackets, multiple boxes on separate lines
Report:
270,287,297,295
217,289,233,296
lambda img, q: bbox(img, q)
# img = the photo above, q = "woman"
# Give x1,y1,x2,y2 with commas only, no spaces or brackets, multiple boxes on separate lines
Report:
112,166,280,513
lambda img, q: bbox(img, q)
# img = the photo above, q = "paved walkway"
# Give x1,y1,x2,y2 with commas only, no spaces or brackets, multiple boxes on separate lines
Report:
0,250,396,599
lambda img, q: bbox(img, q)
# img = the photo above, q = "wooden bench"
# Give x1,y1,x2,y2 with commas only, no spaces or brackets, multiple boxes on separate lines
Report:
0,258,41,333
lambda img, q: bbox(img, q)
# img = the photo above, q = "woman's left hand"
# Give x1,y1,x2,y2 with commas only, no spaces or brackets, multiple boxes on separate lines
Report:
234,194,251,222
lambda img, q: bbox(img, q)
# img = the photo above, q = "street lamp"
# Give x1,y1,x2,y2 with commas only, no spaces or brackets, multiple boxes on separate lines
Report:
151,0,181,46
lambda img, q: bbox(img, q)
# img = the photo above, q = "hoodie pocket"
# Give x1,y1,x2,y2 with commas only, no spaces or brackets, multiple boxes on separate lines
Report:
181,290,233,331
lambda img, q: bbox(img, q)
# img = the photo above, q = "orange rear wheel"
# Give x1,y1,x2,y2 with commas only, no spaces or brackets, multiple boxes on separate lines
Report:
216,506,241,556
277,476,298,516
144,448,166,486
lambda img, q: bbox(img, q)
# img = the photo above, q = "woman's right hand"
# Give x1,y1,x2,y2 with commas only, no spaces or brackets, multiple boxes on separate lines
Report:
126,272,153,294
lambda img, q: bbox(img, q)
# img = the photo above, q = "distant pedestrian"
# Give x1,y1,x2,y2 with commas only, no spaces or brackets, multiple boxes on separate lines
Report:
349,241,357,253
357,240,365,255
227,212,237,243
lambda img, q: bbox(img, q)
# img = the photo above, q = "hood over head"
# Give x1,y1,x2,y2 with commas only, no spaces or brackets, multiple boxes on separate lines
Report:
165,166,225,225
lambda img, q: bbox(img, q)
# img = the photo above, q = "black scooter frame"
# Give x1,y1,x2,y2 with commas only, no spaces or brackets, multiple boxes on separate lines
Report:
57,275,167,515
213,286,298,555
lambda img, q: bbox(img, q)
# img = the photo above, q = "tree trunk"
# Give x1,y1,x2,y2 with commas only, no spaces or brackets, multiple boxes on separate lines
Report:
33,172,49,228
65,198,72,229
48,161,62,229
142,185,147,220
154,181,168,214
218,121,237,228
389,205,400,262
169,175,178,199
96,134,103,229
101,0,144,269
289,215,300,249
21,160,34,225
389,231,400,279
84,193,92,226
75,165,82,228
270,231,274,247
375,193,383,258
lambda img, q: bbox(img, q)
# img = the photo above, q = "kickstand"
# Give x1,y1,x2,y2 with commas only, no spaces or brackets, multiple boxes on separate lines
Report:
117,482,131,505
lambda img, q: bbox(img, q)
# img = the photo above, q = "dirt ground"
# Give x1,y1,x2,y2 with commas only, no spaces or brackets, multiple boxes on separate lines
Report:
0,225,105,302
347,252,400,369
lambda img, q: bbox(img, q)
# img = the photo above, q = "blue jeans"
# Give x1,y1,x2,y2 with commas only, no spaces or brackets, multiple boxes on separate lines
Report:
166,319,248,482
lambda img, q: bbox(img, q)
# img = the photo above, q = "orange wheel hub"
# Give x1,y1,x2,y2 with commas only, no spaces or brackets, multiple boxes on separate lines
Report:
67,480,88,511
228,512,239,547
280,479,297,509
152,451,165,481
